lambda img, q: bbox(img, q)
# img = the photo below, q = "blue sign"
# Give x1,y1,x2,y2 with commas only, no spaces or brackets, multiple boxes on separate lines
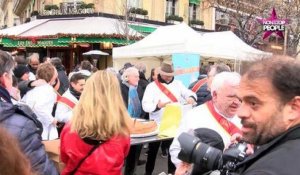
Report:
172,53,200,87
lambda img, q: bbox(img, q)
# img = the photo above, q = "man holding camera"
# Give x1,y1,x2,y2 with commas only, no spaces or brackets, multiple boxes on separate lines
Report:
233,56,300,174
170,72,242,174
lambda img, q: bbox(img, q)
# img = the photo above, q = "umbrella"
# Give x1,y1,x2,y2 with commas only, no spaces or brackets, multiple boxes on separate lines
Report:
83,50,109,56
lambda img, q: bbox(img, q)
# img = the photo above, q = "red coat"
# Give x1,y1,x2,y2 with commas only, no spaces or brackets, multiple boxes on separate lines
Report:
60,124,130,175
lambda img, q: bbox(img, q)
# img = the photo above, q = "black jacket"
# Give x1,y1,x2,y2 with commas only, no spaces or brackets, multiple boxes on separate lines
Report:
56,65,69,95
0,86,59,175
27,64,37,75
188,75,211,106
138,72,149,92
234,125,300,175
17,80,34,97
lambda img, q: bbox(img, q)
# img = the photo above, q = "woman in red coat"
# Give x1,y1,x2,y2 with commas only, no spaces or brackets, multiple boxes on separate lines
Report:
60,70,130,175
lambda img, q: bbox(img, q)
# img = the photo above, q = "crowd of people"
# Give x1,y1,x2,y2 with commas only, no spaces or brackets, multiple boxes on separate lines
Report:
1,49,300,175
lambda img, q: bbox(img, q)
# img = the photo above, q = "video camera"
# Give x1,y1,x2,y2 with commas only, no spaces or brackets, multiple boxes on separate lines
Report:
178,132,247,175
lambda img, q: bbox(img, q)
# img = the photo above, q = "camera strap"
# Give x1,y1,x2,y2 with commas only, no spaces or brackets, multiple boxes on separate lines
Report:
206,100,240,136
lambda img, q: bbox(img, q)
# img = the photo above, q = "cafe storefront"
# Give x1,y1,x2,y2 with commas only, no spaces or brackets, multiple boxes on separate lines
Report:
0,17,142,72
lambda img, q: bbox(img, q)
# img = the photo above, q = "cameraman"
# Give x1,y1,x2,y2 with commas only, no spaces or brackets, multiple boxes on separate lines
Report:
234,56,300,174
170,72,242,174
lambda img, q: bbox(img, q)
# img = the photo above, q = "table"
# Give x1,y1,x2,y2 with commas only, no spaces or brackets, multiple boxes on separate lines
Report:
130,135,173,145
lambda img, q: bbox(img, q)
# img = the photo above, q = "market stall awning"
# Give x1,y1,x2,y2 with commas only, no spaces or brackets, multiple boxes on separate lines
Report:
0,17,143,47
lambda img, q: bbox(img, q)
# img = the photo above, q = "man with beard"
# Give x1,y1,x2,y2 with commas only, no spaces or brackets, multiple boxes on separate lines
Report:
55,73,86,132
233,56,300,174
170,72,242,174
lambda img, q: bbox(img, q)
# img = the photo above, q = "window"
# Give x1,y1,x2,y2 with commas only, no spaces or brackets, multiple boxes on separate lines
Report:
166,0,177,16
127,0,142,8
60,0,82,13
215,10,230,25
189,3,198,20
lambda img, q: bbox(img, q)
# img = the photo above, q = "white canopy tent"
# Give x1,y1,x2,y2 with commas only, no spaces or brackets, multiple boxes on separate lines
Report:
186,31,272,61
113,23,271,72
113,23,200,59
112,23,201,70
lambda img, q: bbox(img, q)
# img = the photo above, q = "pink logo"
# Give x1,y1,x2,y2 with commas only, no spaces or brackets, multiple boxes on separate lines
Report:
257,8,287,39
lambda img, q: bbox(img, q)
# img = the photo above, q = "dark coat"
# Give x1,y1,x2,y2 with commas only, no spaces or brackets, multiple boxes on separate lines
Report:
235,125,300,175
56,65,69,95
188,75,211,106
17,80,34,97
138,72,149,92
0,86,59,175
120,82,148,119
27,64,37,75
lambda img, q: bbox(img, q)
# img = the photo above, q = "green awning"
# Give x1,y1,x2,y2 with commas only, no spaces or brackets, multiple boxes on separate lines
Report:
189,0,201,5
0,38,68,47
0,37,137,48
58,37,136,45
129,25,157,34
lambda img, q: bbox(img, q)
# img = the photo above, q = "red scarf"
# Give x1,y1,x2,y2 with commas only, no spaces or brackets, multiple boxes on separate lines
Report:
155,80,178,102
191,78,207,92
206,100,240,135
57,96,76,109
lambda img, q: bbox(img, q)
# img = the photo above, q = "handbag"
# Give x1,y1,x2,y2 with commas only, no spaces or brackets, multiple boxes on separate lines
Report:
70,139,104,175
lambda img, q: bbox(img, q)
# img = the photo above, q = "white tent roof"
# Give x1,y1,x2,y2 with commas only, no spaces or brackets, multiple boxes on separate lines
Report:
0,17,142,37
113,23,271,60
113,23,200,58
186,31,271,60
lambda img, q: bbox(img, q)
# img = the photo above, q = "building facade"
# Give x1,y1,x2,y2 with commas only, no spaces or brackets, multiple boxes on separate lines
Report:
1,0,19,28
11,0,214,30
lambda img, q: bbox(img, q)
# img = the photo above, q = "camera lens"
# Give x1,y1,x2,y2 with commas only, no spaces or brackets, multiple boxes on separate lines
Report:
192,142,223,170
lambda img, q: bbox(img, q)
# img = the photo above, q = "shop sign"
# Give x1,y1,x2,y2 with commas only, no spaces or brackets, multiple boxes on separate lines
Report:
41,8,94,16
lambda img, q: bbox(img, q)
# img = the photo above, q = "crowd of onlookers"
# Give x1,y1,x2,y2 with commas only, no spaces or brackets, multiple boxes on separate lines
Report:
0,50,236,175
2,49,300,175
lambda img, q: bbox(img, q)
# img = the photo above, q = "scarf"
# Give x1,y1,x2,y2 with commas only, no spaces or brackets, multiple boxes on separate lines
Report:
69,86,81,100
127,85,142,118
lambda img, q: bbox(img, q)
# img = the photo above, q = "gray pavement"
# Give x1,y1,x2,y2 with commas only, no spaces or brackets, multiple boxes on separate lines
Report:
124,145,169,175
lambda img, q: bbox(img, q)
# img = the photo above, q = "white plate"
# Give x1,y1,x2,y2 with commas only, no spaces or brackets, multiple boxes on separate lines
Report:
130,128,159,138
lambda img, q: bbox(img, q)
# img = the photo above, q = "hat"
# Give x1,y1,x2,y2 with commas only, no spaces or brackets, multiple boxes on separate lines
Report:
13,65,30,79
123,62,133,69
159,61,175,76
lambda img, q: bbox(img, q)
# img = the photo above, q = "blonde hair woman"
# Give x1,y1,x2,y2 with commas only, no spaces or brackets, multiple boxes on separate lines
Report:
60,71,130,175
